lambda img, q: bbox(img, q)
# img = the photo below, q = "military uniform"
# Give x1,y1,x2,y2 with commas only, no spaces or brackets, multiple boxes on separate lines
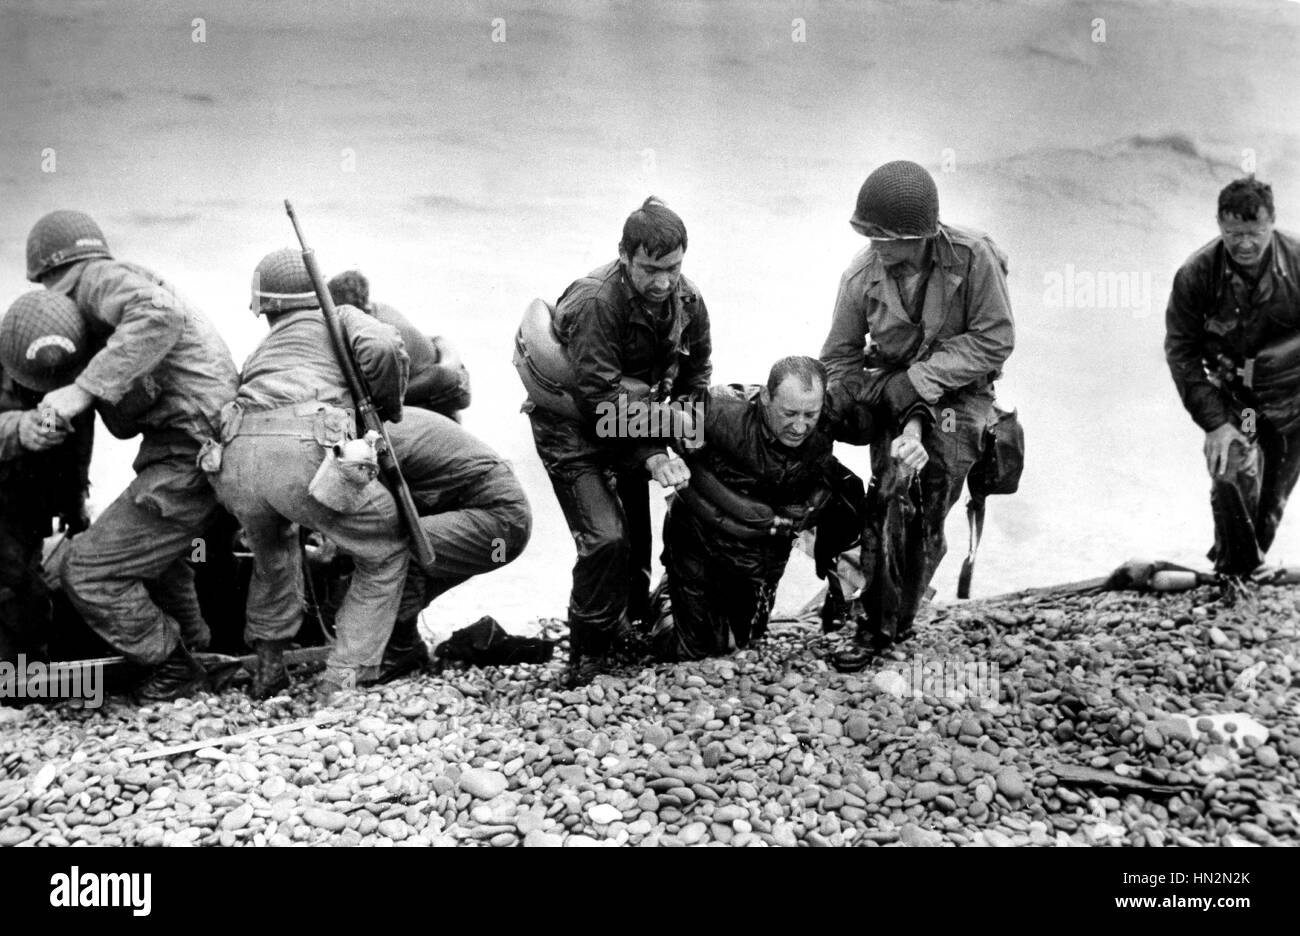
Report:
40,257,238,671
528,260,712,653
1165,229,1300,573
823,225,1013,582
212,249,410,692
386,407,531,637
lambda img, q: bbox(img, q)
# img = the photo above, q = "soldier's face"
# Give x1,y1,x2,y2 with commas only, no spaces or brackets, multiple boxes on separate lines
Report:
1218,211,1273,270
871,237,928,272
762,376,823,448
620,246,684,304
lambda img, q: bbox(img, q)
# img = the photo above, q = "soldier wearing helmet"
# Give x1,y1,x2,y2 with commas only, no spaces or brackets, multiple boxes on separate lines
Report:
209,248,410,703
21,209,239,703
820,161,1015,664
0,291,94,675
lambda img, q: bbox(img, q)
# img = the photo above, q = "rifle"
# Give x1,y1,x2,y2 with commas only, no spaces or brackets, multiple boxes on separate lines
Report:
284,200,437,572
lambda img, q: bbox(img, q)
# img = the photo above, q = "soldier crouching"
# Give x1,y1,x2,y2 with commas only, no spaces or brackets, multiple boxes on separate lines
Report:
210,248,410,704
18,210,239,703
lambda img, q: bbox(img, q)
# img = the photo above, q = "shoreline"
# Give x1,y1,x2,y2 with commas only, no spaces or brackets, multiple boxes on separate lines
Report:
1,578,1296,847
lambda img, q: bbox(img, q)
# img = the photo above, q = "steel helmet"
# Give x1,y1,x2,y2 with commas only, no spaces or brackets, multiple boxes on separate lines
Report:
26,210,113,282
0,290,90,392
850,161,940,238
251,248,318,315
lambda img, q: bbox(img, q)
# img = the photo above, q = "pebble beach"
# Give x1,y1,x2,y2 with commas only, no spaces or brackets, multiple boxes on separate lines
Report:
2,581,1297,848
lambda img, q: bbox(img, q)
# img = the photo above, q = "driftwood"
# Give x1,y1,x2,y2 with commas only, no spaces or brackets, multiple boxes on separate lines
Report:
1049,762,1194,795
127,712,346,762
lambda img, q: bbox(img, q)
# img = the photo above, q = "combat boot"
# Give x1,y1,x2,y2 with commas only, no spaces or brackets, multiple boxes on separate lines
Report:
564,622,611,688
135,643,207,703
373,617,429,685
250,638,290,700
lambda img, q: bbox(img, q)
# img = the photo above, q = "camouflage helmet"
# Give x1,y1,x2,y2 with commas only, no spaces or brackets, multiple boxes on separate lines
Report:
251,248,317,315
850,161,940,238
0,290,90,392
26,210,113,282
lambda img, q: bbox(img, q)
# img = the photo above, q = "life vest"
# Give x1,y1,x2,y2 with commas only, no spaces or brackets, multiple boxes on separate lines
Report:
513,298,581,419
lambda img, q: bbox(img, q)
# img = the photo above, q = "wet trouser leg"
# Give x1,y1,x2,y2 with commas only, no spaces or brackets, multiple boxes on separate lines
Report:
547,464,629,640
616,468,652,625
654,503,788,661
61,443,217,666
1209,424,1300,574
396,466,532,622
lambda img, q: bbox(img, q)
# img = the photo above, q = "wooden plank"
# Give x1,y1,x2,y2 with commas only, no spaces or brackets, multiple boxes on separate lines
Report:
127,712,346,762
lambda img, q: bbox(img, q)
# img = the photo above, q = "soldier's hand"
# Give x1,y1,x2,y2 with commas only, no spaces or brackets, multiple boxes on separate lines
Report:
890,430,928,472
18,408,68,451
40,383,94,424
1204,423,1250,478
647,452,691,490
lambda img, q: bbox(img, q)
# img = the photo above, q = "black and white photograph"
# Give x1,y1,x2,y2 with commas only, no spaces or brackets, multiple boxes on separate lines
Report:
0,0,1295,895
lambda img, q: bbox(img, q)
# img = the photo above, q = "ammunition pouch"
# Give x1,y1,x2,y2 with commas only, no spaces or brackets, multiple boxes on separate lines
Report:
968,405,1025,500
1242,331,1300,435
308,448,379,514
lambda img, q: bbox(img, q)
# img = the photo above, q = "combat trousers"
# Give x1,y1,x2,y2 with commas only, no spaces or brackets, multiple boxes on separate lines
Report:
1209,422,1300,574
396,463,532,622
211,414,408,679
529,409,652,640
59,434,217,666
651,501,791,661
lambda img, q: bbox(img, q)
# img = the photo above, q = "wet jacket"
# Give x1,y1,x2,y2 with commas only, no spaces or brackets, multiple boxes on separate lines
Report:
236,306,408,420
1165,229,1300,432
689,384,838,522
48,259,238,443
820,224,1015,409
546,259,712,464
370,302,470,413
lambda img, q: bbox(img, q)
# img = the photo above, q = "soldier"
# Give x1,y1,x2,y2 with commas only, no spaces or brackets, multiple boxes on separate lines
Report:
210,248,410,702
22,210,239,702
327,270,471,421
524,197,713,684
820,162,1015,664
0,292,94,674
648,357,866,661
1165,178,1300,578
376,407,533,681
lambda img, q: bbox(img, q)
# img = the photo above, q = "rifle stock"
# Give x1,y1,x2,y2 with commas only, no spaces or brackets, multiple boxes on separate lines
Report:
284,200,437,572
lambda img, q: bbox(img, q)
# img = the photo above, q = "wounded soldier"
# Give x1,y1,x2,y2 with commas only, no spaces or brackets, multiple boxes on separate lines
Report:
647,356,864,660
